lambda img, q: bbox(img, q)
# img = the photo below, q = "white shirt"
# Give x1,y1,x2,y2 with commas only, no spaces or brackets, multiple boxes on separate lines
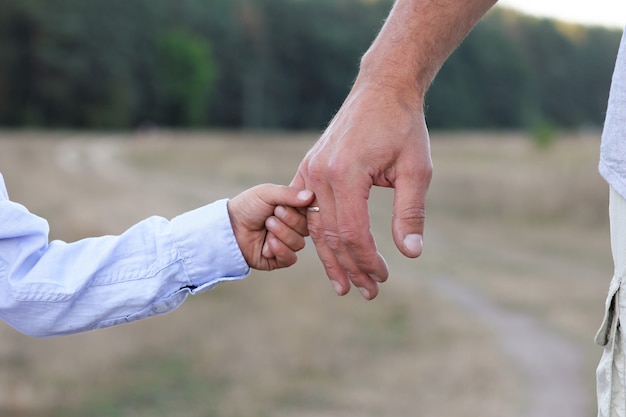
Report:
600,27,626,198
0,173,250,337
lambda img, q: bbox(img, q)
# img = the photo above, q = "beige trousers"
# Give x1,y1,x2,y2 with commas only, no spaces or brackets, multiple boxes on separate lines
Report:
596,187,626,417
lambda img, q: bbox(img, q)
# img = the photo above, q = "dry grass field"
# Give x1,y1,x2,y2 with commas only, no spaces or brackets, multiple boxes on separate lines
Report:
0,130,612,417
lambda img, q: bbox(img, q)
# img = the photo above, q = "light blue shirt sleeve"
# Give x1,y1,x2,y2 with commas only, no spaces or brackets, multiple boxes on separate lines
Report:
0,173,250,337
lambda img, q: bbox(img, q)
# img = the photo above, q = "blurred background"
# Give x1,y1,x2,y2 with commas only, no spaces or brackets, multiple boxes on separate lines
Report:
0,0,623,132
0,1,624,416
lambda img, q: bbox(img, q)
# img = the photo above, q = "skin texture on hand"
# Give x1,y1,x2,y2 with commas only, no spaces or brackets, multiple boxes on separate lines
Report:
286,0,497,299
228,184,314,271
292,79,432,300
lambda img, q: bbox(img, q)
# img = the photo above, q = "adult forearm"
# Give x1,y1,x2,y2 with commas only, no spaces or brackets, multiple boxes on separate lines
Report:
359,0,498,99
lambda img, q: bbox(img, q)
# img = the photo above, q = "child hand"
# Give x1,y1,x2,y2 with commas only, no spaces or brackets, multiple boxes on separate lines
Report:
228,184,315,270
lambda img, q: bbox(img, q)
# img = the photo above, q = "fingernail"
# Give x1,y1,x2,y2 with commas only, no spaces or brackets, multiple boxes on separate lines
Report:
369,273,384,283
297,190,314,201
275,205,287,219
358,287,371,300
403,234,423,257
331,280,343,295
262,242,271,257
266,217,278,229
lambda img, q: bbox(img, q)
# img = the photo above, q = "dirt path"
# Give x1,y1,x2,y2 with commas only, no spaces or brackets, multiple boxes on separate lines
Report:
432,276,589,417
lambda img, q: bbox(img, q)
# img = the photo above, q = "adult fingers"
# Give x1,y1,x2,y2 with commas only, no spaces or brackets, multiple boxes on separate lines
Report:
310,171,384,299
293,170,352,296
330,180,387,299
391,160,432,258
306,197,353,296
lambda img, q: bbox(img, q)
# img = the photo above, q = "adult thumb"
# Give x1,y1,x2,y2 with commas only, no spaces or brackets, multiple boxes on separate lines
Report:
391,172,430,258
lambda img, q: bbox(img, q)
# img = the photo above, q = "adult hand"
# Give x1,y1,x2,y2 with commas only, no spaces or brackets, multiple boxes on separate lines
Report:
265,0,494,298
291,78,432,300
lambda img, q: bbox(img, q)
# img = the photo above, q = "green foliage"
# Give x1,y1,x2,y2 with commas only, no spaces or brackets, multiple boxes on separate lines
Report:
0,2,621,130
156,30,217,126
426,8,621,130
427,9,537,128
0,0,158,128
530,120,557,149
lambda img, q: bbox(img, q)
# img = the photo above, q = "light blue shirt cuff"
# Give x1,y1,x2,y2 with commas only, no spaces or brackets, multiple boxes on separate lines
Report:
171,198,251,292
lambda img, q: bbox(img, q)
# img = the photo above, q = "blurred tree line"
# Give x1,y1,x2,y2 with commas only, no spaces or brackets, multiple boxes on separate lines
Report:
0,0,621,130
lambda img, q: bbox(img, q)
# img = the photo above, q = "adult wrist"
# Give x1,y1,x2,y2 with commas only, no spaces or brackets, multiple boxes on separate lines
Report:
354,58,427,113
358,49,428,105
